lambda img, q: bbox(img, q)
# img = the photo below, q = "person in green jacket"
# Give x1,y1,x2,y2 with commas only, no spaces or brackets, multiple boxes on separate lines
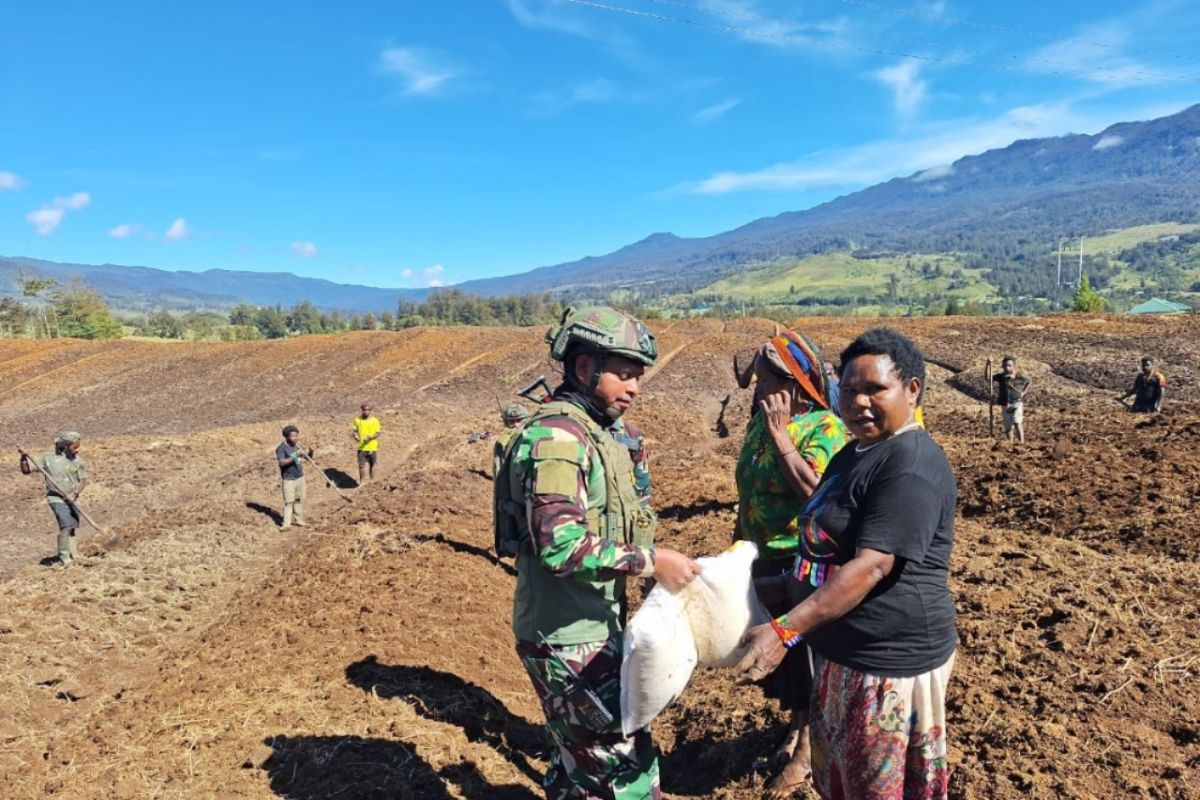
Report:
495,306,700,800
20,431,89,565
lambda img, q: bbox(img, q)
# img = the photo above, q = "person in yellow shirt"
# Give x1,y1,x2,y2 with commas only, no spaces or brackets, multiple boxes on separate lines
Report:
351,402,382,484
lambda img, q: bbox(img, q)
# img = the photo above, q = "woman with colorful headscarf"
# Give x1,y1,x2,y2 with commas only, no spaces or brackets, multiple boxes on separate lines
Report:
735,330,849,799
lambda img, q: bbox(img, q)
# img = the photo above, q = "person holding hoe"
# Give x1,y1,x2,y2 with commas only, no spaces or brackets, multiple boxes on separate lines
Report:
19,431,89,565
276,425,312,529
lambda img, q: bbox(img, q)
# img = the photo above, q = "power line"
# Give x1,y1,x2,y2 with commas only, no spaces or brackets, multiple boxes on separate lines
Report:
565,0,1182,82
837,0,1200,63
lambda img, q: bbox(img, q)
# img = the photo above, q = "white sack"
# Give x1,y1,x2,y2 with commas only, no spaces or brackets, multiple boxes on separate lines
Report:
620,540,770,735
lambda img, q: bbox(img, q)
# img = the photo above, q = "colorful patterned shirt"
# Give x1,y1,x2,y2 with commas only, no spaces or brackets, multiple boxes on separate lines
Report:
735,408,849,557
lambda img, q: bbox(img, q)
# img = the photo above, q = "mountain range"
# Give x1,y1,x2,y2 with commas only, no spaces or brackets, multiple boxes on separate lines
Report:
4,103,1199,311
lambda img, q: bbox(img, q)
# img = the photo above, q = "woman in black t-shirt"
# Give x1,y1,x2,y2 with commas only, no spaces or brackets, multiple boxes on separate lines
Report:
738,328,958,800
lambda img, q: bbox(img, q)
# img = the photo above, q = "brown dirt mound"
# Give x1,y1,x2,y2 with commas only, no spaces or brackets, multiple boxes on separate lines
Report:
1,314,1197,799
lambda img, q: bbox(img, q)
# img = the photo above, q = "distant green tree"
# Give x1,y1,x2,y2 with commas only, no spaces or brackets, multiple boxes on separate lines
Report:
20,276,59,337
0,297,31,337
1070,274,1106,313
229,304,257,326
144,310,185,339
254,306,289,339
52,284,123,339
287,301,324,334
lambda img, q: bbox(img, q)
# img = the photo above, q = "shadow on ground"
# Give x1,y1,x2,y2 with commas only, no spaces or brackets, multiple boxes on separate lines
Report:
345,656,544,782
260,734,538,800
323,467,360,489
656,498,737,523
245,502,282,525
412,532,516,576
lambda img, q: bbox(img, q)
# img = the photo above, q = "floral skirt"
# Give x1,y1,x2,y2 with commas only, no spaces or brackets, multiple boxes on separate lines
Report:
810,651,955,800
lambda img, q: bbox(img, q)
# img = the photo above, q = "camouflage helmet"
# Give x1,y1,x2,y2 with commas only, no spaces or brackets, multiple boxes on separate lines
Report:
545,306,657,366
501,402,529,424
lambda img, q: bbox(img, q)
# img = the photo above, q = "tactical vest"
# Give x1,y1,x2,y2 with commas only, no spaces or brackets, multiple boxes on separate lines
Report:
494,400,655,558
495,401,658,646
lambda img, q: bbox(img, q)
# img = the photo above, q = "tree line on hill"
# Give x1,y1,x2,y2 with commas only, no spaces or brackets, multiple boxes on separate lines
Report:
0,285,575,340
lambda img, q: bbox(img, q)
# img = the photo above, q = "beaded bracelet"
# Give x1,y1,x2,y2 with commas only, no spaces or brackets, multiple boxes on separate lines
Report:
770,613,803,648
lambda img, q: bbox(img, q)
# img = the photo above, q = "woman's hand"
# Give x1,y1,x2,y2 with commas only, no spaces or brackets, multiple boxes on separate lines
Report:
735,623,787,682
760,389,793,446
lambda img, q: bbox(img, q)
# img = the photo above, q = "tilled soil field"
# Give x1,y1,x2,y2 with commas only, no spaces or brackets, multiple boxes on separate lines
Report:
0,316,1196,800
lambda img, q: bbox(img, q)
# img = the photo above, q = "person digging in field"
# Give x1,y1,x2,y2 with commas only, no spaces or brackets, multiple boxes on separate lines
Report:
992,355,1032,444
735,332,849,799
494,305,701,800
276,425,311,529
738,327,958,800
1118,356,1166,413
351,402,382,484
19,431,88,566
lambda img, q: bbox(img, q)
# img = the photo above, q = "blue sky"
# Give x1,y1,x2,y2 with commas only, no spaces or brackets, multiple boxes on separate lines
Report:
1,0,1198,288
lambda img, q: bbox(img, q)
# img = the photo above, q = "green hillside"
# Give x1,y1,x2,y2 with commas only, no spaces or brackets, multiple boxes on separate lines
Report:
665,222,1200,317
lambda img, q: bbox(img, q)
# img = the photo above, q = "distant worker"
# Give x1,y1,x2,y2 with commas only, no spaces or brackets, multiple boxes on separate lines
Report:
19,431,88,565
276,425,310,529
494,306,700,799
500,402,530,435
352,402,382,484
611,417,651,505
492,402,530,480
992,355,1032,443
1118,356,1166,413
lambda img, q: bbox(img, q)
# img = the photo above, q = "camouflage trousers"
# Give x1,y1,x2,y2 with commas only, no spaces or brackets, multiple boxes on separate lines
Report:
517,635,661,800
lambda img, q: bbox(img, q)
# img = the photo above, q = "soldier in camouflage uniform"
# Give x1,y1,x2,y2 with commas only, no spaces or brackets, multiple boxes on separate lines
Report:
610,417,650,506
495,306,701,800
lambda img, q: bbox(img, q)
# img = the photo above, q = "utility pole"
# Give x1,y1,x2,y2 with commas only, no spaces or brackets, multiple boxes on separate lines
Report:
1078,236,1085,287
1055,239,1065,310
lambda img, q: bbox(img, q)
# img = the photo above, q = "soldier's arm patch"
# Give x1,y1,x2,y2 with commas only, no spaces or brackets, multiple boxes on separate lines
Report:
531,439,584,498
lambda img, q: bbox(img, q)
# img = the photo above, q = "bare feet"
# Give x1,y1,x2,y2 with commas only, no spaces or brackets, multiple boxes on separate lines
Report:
768,728,800,772
764,729,811,800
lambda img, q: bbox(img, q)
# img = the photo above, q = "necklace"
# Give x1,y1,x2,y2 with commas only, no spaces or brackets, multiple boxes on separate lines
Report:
855,421,921,454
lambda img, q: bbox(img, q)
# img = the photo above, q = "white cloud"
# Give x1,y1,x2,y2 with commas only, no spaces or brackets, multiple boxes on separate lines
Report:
1093,134,1124,151
1023,21,1191,87
379,47,458,96
26,208,65,236
165,218,190,241
873,61,927,122
108,223,139,238
680,100,1188,195
913,164,955,182
693,97,741,124
24,191,91,235
401,264,448,288
58,192,91,210
0,171,27,190
290,240,319,258
531,78,637,113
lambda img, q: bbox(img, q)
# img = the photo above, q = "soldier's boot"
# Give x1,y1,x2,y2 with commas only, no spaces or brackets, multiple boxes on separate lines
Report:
281,503,293,530
57,529,74,566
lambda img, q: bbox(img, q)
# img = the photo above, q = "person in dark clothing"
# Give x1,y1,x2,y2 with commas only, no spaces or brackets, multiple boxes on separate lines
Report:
1118,356,1166,413
275,425,312,529
738,327,958,800
992,355,1032,443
